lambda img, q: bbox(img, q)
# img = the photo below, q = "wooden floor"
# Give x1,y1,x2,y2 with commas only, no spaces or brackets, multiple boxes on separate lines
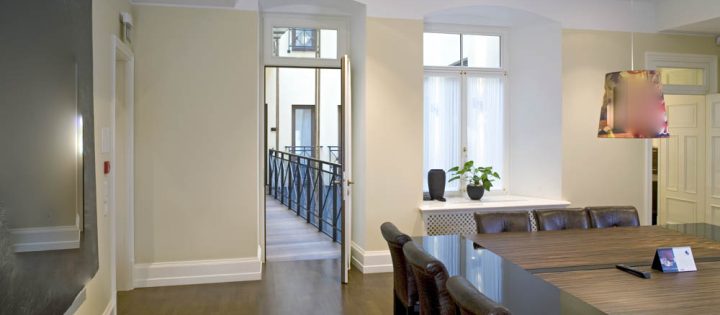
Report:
117,259,393,315
265,196,340,262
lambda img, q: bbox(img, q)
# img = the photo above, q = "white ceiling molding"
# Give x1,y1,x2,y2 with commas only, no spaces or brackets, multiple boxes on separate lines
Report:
356,0,657,33
656,0,720,35
130,0,720,34
131,0,258,11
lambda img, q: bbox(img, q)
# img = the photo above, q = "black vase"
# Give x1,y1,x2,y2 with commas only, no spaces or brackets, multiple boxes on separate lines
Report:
427,169,446,202
466,185,485,200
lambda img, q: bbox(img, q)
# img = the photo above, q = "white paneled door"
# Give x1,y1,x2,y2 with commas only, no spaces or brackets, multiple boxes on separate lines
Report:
707,95,720,225
659,95,706,224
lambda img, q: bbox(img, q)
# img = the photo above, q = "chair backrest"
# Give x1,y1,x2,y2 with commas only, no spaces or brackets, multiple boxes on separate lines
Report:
534,208,589,231
473,212,531,234
403,241,456,315
585,206,640,228
446,276,512,315
380,222,417,307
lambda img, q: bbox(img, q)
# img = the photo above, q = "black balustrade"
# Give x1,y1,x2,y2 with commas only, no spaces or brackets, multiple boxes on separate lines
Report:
268,149,343,242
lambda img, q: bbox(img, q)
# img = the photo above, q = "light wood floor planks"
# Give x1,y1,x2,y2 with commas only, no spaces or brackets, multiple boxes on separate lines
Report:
265,196,340,262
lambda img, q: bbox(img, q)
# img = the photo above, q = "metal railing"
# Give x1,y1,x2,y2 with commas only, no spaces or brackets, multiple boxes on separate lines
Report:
284,146,322,158
268,149,343,242
328,146,341,164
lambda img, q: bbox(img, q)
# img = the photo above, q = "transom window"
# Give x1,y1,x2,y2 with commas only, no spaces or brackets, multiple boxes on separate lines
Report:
423,32,501,68
272,27,338,60
423,30,507,193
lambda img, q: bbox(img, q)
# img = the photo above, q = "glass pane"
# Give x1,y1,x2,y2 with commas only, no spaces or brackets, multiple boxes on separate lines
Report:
424,74,462,191
293,107,314,148
463,34,501,68
273,27,337,59
318,68,341,163
466,75,504,190
659,67,704,86
320,29,338,59
424,33,461,67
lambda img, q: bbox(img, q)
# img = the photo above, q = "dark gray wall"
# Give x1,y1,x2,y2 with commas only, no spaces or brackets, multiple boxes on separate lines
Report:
0,0,97,313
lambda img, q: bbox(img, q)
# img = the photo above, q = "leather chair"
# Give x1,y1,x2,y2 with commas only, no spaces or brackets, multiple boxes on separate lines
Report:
534,208,589,231
403,241,456,315
381,222,419,315
446,276,511,315
586,206,640,228
473,212,531,234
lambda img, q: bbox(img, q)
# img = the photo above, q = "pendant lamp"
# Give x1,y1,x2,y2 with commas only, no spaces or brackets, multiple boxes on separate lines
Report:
597,0,669,139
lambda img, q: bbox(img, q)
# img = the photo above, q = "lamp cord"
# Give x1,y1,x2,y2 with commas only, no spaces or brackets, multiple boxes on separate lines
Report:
630,0,635,70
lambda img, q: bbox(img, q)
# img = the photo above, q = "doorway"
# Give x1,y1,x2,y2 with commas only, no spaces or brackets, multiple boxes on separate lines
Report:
648,53,719,226
264,66,343,264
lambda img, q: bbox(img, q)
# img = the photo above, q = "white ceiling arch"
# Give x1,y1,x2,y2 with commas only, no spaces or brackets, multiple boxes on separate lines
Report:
424,4,560,28
132,0,720,35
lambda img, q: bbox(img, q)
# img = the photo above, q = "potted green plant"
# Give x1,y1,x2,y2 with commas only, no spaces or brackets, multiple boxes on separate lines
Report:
448,161,501,200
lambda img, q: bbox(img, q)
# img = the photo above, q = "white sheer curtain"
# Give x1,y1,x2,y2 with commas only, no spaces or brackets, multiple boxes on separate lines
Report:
424,74,461,191
466,75,504,190
293,107,314,147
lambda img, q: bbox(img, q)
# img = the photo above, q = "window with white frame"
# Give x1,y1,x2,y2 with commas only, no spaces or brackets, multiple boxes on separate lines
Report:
423,31,507,193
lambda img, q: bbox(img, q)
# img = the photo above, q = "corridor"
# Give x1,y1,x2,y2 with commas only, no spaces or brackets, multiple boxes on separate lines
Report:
265,196,340,261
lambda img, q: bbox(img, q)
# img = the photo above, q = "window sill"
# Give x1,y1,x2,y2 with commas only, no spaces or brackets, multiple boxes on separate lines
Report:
418,194,569,214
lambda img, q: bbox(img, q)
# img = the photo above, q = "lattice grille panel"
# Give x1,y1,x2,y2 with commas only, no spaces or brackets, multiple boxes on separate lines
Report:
424,211,538,235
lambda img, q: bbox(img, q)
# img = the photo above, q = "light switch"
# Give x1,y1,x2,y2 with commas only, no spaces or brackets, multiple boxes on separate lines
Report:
101,127,111,154
103,180,109,217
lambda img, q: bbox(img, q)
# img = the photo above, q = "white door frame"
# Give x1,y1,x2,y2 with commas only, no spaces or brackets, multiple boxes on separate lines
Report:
111,35,135,293
258,13,351,266
644,52,718,225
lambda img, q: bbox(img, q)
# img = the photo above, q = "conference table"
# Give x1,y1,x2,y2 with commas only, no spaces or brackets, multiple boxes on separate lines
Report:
414,223,720,315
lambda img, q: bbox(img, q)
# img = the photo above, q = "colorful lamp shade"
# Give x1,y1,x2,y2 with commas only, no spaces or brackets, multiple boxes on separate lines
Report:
598,70,669,138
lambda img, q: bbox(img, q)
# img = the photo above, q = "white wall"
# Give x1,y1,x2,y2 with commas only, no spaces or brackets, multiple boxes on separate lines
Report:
265,68,278,150
276,68,315,150
75,0,132,313
357,17,425,251
508,21,563,199
132,5,260,263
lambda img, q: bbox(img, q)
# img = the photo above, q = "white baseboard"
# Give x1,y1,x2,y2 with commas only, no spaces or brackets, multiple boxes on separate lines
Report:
101,297,116,315
63,287,86,315
133,257,262,288
9,225,80,253
350,242,392,274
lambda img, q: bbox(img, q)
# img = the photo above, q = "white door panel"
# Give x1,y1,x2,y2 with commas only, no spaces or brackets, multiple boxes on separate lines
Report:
659,95,706,224
707,95,720,225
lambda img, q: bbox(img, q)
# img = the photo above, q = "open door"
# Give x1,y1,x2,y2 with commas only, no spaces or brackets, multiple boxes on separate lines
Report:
340,55,352,283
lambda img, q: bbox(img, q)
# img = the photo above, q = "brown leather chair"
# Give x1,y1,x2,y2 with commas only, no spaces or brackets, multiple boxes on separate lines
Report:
534,208,589,231
403,241,456,315
586,206,640,228
473,212,531,234
381,222,419,315
446,276,511,315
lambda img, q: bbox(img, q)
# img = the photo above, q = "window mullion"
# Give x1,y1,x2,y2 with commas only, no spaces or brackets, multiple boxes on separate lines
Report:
460,70,468,192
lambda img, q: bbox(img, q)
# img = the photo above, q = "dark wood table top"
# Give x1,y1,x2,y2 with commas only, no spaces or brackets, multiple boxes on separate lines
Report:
466,226,720,272
539,262,720,315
